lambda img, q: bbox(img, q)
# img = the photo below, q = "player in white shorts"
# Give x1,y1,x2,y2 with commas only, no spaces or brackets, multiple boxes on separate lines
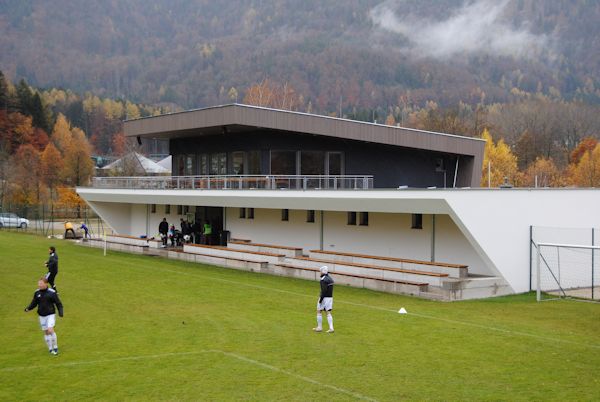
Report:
25,277,64,355
313,266,334,333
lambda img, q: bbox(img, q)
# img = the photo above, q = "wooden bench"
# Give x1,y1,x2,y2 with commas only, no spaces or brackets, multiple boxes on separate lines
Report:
274,264,429,295
87,238,149,253
106,234,153,248
228,241,303,258
309,250,468,278
230,238,252,243
167,249,269,271
184,243,285,264
287,256,448,287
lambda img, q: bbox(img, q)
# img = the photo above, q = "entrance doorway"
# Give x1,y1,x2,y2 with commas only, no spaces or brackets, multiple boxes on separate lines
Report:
194,206,224,244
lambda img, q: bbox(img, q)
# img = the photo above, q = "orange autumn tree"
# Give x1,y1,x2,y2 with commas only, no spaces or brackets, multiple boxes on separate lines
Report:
56,187,87,218
62,127,94,186
8,144,43,206
41,142,64,201
523,157,561,187
568,143,600,187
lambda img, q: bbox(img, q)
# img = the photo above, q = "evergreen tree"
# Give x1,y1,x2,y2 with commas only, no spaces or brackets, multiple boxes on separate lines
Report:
31,93,49,132
16,79,33,116
0,70,8,111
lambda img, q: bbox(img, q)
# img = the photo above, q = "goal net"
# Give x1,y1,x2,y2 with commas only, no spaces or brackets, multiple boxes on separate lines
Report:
535,242,600,302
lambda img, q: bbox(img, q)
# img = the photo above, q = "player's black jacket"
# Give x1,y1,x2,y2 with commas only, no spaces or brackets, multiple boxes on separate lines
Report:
319,274,334,301
46,252,58,274
26,288,63,317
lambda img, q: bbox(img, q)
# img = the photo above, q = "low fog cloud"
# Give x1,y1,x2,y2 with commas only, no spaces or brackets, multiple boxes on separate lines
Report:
370,0,548,59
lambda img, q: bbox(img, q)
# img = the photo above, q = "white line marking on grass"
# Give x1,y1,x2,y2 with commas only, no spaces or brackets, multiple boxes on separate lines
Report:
1,349,377,401
0,350,213,372
213,350,377,401
156,267,600,350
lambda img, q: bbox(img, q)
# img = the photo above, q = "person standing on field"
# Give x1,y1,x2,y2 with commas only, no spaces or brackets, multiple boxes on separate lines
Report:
44,246,58,290
313,266,334,333
158,218,169,247
24,277,64,355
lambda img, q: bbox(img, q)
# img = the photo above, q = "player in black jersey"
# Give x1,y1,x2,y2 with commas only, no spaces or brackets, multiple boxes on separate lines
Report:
313,266,334,333
44,246,58,290
25,277,64,355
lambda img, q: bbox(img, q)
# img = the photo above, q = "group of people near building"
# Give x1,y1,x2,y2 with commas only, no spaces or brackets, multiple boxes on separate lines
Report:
24,246,64,355
158,217,213,247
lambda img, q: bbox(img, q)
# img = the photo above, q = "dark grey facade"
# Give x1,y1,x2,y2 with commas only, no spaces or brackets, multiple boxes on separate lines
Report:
125,104,484,188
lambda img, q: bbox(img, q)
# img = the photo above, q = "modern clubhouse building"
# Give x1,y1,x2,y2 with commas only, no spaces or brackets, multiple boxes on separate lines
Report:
77,104,600,300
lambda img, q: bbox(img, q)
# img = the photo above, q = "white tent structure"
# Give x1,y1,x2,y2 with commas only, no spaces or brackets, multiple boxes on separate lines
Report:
156,155,172,173
102,152,170,175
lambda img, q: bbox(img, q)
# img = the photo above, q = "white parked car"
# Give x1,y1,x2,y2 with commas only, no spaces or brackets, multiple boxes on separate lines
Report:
0,213,29,229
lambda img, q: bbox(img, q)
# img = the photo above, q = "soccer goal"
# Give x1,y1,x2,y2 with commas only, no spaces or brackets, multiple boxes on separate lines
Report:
535,242,600,302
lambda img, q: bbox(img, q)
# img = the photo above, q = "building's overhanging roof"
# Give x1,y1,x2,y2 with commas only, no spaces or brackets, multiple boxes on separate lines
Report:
124,103,484,157
76,187,600,294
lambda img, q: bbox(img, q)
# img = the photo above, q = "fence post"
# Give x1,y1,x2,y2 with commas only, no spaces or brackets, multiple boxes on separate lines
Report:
536,242,541,302
529,225,533,291
593,228,595,300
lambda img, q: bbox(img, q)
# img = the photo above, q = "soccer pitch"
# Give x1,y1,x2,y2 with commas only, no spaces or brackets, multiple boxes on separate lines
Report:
1,232,599,401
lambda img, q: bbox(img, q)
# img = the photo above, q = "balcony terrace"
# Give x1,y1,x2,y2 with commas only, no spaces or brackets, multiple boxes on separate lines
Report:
91,175,374,191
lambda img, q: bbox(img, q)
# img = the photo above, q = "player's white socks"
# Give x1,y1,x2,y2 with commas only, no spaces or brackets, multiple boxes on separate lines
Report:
326,312,334,330
316,313,323,329
44,334,53,351
51,333,58,349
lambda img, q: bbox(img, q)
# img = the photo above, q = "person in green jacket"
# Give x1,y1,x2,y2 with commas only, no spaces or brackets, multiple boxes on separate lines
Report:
203,221,212,245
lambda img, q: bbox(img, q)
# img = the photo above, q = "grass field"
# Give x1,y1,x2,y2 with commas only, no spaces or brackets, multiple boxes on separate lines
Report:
1,231,599,401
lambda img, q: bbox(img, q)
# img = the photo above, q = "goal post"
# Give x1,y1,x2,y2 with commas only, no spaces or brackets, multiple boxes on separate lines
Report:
535,242,600,302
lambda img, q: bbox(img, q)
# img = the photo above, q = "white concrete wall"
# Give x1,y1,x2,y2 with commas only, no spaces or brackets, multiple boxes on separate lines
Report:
131,204,190,237
225,208,490,274
225,207,321,251
434,214,488,275
322,211,431,260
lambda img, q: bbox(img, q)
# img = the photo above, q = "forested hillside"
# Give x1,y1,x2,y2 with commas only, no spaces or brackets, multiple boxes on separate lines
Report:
1,0,600,194
0,0,599,111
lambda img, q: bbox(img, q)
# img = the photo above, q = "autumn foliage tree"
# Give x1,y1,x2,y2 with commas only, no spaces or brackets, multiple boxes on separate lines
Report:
523,157,561,187
62,127,94,186
480,128,520,187
8,144,43,207
568,144,600,187
243,79,301,111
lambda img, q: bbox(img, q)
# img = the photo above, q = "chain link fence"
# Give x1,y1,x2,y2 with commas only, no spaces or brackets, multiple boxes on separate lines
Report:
0,203,109,239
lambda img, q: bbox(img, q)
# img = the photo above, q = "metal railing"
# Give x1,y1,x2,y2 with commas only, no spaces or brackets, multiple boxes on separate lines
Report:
91,175,374,190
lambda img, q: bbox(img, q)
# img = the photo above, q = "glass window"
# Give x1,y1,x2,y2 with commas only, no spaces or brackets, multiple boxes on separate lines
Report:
239,208,246,219
183,206,189,214
185,155,196,175
347,212,356,225
412,214,423,229
307,210,315,223
248,208,254,219
232,152,245,175
359,212,369,226
177,205,183,215
151,204,156,213
281,209,289,221
271,151,297,175
327,152,342,175
199,154,208,175
165,205,170,214
301,151,325,175
177,155,185,176
210,153,227,175
247,151,261,174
